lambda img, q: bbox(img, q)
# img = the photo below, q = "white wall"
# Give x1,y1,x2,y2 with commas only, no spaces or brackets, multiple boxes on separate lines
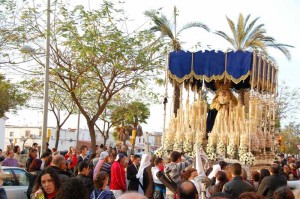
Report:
5,125,115,151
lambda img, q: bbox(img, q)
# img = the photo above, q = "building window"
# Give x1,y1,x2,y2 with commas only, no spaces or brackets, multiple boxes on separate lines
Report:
9,132,14,137
25,130,30,137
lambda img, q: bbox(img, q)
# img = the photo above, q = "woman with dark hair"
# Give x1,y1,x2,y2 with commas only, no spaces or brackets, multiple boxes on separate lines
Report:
31,167,61,199
91,172,115,199
259,168,270,184
208,170,228,196
56,178,89,199
26,148,38,171
27,159,42,198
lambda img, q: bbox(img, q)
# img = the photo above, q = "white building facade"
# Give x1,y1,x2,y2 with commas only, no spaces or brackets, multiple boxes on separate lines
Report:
5,125,115,151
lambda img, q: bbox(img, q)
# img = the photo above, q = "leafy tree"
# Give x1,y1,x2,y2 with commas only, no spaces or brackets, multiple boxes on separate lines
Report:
144,7,209,116
22,76,76,149
280,122,300,154
214,13,293,105
20,1,164,153
276,82,300,129
0,0,30,66
0,74,27,117
111,101,150,152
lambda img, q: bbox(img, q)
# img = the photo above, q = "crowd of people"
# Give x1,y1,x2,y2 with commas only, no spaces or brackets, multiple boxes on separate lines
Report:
0,143,299,199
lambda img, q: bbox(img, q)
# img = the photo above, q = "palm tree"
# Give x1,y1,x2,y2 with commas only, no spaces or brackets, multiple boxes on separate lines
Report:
215,13,293,60
144,7,210,116
215,13,293,104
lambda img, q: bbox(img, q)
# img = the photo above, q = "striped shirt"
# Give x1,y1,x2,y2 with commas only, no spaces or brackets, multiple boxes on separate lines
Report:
164,155,193,184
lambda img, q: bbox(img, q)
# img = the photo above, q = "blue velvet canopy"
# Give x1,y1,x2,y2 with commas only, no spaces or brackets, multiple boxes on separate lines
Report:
168,50,277,93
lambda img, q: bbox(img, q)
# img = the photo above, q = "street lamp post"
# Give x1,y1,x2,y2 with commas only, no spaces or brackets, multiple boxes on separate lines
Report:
41,0,51,153
19,0,51,154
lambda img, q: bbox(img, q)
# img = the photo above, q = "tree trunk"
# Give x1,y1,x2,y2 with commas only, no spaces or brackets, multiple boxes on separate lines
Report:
173,83,180,116
87,121,96,153
55,127,61,149
103,136,107,146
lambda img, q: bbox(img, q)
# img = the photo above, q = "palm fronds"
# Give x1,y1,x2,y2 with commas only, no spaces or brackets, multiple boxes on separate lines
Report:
178,22,210,34
215,13,293,61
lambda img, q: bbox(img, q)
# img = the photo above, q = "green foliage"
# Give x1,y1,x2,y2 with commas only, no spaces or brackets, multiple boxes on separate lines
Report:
144,7,209,51
112,131,118,141
215,13,293,60
0,74,27,117
17,1,164,152
280,122,300,154
111,101,150,127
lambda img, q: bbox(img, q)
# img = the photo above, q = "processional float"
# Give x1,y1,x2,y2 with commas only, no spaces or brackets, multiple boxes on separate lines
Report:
155,50,278,165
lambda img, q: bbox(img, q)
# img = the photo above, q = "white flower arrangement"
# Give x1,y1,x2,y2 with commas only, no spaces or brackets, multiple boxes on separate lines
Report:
173,138,183,152
240,152,255,165
187,149,196,157
238,144,248,157
183,140,193,153
154,147,165,158
227,143,236,158
164,138,173,151
216,141,226,156
207,152,217,161
206,140,216,155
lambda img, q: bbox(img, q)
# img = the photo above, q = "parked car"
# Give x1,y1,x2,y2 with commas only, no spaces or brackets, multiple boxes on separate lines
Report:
1,166,30,199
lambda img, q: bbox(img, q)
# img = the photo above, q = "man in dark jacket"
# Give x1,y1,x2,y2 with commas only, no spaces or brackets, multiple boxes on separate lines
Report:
127,154,141,191
257,163,287,198
50,155,70,184
76,161,94,195
222,163,254,198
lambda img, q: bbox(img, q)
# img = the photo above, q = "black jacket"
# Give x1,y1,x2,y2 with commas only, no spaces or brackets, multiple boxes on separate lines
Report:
76,174,94,195
222,176,254,199
50,166,70,184
257,173,287,198
127,164,140,191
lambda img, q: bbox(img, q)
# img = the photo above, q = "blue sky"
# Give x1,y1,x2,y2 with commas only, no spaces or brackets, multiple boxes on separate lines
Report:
5,0,300,132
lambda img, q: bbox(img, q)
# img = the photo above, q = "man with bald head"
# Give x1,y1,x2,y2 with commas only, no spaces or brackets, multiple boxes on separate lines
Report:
177,181,198,199
117,192,147,199
50,155,70,184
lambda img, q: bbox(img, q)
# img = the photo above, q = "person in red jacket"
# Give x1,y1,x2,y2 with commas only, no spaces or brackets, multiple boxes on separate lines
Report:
110,153,127,198
64,146,78,172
